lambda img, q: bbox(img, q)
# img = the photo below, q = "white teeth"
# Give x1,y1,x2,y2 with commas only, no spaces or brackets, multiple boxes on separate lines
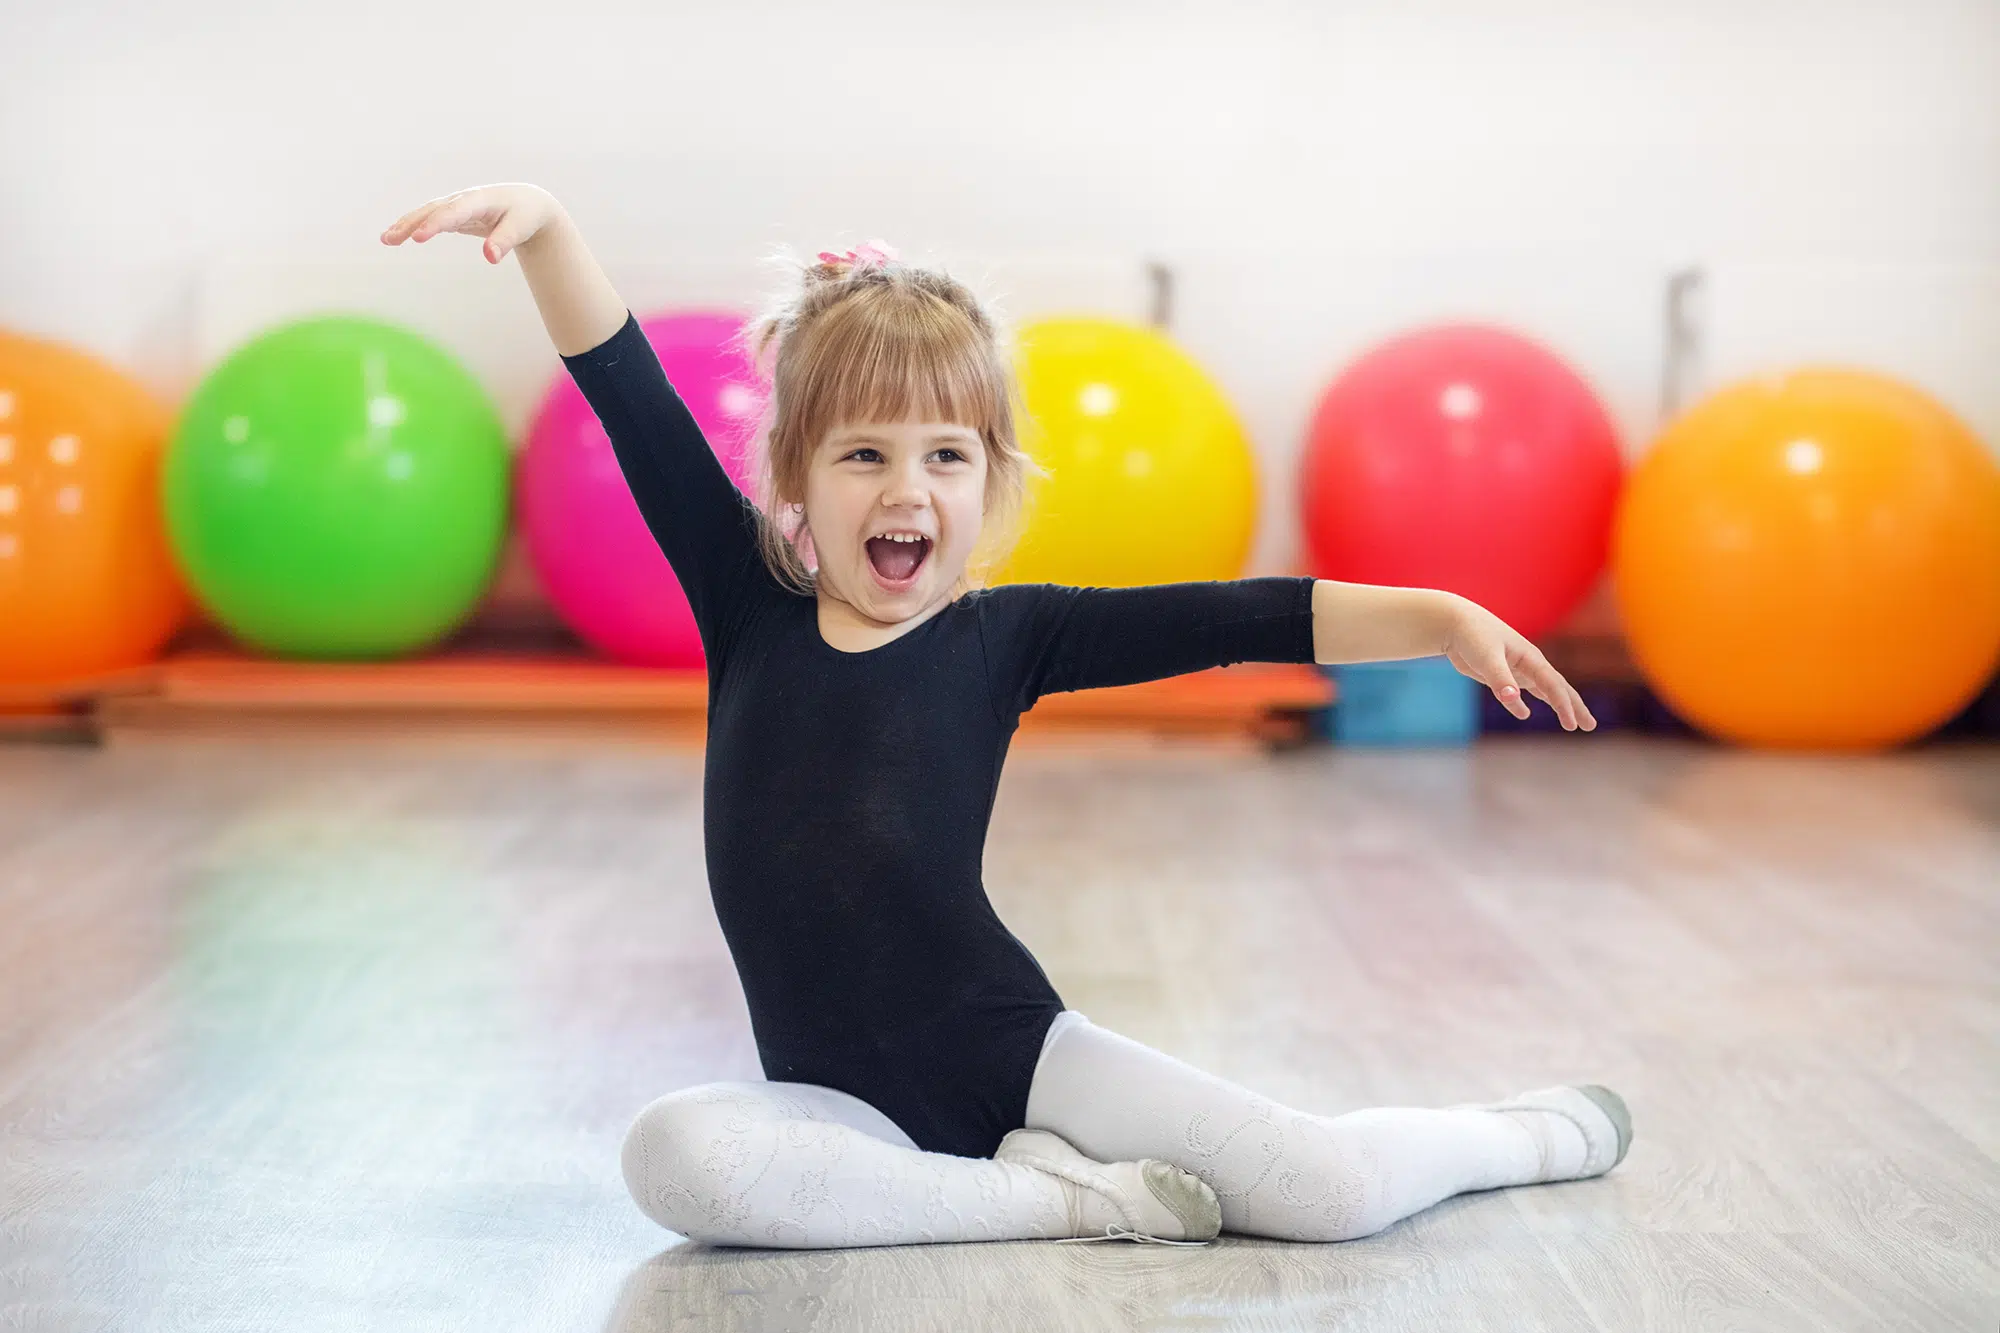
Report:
874,533,928,543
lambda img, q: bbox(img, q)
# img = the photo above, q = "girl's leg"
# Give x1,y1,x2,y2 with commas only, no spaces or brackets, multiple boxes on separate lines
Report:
621,1080,1073,1248
1023,1012,1627,1243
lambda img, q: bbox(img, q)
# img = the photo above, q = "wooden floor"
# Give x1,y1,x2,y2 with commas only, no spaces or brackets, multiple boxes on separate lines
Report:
1,734,1995,1331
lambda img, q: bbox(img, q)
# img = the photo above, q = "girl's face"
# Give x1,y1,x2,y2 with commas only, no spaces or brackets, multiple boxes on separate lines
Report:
804,418,987,624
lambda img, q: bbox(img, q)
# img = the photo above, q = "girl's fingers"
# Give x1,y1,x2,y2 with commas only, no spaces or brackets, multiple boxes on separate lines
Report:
1523,656,1595,732
1525,684,1566,727
1461,624,1600,733
1527,659,1574,728
381,196,452,244
483,215,522,264
411,203,466,242
1546,666,1593,731
1522,664,1573,729
1485,654,1529,719
1549,685,1579,731
1567,674,1597,731
385,210,445,245
389,191,497,244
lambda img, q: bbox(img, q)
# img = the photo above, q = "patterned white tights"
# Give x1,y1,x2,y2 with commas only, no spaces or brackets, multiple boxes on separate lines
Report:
619,1080,1075,1248
1024,1012,1580,1242
621,1011,1585,1248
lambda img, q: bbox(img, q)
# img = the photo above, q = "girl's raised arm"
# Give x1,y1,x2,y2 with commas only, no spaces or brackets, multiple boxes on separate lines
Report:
383,184,773,657
382,183,625,355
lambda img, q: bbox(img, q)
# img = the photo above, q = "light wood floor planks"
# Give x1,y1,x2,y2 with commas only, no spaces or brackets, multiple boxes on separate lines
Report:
1,735,1995,1331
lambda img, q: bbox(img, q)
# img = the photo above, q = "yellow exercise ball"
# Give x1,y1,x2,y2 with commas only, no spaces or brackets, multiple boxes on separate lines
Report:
994,318,1257,587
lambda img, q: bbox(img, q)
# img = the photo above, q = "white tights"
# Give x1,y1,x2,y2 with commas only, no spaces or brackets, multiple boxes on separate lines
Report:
621,1011,1582,1248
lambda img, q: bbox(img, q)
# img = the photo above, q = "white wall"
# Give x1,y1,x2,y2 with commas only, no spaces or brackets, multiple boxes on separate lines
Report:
4,0,1996,577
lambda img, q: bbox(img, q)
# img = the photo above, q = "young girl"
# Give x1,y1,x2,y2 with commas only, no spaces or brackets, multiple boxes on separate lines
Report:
383,184,1627,1250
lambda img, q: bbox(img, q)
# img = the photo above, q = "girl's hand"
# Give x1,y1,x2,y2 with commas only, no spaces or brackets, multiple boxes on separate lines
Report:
1440,596,1596,731
380,183,562,265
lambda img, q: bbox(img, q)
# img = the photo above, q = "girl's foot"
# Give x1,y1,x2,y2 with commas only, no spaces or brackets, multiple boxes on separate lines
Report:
995,1128,1222,1244
1472,1084,1632,1182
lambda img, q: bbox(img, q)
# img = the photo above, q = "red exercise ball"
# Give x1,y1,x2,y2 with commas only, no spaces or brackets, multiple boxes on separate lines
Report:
1301,324,1623,640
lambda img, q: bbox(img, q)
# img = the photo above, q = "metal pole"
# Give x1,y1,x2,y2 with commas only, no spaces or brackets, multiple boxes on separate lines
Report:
1146,261,1175,332
1660,267,1705,427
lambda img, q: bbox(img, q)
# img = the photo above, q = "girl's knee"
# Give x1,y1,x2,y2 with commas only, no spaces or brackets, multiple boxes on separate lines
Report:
620,1086,765,1239
1247,1155,1382,1242
1287,1212,1384,1243
1223,1200,1382,1243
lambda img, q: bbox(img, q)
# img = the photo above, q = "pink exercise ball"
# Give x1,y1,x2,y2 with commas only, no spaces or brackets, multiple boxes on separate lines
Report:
520,311,762,667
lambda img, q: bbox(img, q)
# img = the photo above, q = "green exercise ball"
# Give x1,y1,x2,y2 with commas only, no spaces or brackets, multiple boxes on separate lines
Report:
165,316,509,658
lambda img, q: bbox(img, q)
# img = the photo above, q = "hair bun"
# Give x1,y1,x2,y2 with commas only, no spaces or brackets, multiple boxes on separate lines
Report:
815,240,899,274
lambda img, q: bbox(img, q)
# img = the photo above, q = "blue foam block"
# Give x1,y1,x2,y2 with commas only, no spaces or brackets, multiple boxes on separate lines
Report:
1323,657,1478,747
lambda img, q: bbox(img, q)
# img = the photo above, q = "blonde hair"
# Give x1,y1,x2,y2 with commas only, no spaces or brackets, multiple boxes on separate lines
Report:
738,249,1043,599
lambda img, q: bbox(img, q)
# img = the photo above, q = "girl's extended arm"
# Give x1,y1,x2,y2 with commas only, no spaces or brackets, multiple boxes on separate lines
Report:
1309,581,1458,665
979,577,1591,732
1311,580,1594,729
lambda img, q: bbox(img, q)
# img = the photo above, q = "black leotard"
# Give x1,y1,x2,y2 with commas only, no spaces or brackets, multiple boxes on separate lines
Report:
563,313,1318,1158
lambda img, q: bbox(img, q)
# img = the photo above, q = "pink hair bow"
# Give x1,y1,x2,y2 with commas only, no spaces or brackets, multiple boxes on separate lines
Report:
817,239,899,271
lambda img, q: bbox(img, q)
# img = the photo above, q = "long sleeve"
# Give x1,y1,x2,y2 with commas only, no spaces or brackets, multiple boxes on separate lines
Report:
974,577,1318,717
559,312,774,657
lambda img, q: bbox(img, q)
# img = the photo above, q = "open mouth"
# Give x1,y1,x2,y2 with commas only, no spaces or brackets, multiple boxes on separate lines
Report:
864,535,932,590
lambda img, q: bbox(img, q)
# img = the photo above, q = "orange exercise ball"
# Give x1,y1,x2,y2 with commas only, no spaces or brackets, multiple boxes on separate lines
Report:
1615,368,2000,749
0,331,189,684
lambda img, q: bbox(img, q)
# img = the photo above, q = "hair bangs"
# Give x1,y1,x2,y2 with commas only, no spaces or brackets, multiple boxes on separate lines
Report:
800,293,1007,447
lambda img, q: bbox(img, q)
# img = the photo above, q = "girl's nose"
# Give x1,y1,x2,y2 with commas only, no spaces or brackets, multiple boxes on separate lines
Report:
883,477,931,507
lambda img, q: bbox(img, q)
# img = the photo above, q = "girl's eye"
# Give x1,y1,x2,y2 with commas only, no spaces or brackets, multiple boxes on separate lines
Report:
842,447,968,463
